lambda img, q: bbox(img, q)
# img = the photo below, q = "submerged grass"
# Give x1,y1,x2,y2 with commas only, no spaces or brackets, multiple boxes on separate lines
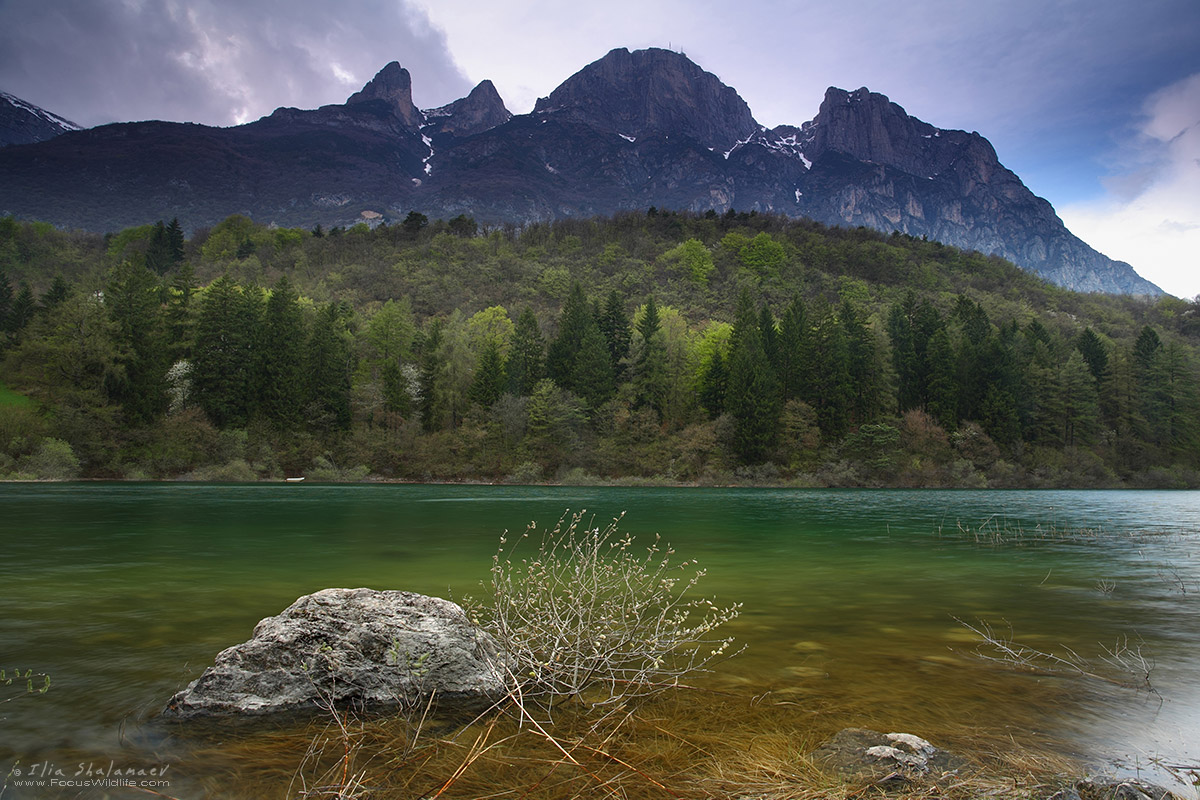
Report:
169,680,1084,800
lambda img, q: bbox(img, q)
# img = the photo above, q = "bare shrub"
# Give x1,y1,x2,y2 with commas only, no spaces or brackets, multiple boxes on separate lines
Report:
471,510,742,717
956,617,1156,695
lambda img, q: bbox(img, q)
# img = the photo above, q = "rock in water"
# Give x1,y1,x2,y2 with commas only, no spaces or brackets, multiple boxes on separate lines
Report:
162,588,508,719
810,727,968,781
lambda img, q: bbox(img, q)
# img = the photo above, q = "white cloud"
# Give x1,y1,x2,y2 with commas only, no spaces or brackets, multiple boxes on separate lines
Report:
1060,73,1200,299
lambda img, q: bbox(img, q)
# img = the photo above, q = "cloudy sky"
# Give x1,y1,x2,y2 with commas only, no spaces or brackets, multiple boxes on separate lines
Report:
1,0,1197,297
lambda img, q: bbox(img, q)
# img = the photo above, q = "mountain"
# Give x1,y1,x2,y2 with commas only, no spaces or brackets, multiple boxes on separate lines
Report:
0,91,81,147
0,49,1161,294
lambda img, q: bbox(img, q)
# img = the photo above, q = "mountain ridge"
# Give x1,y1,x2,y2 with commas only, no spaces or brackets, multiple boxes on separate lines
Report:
0,50,1162,295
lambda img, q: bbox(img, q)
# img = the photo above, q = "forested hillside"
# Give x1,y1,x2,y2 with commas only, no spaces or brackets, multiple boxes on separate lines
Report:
1,210,1198,486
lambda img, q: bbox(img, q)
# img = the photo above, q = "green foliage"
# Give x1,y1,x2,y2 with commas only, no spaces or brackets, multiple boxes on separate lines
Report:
18,437,81,480
201,215,272,262
660,238,715,284
2,211,1199,486
738,232,787,277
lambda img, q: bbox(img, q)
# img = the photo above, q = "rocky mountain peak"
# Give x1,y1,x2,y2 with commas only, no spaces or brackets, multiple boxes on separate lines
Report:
345,62,422,130
1,91,80,147
532,47,759,151
810,86,954,176
422,79,511,138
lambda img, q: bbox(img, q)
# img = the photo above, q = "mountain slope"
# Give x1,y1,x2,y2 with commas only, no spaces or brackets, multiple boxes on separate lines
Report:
0,91,81,147
0,50,1161,294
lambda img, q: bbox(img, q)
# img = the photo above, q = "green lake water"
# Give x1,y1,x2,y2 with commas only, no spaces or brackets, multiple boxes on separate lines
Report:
1,484,1198,797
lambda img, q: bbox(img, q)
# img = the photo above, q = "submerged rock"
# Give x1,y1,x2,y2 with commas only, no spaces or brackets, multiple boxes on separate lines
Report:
1059,778,1183,800
810,727,968,782
162,588,508,719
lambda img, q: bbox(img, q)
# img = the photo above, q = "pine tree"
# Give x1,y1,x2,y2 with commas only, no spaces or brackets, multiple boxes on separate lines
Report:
166,218,186,266
925,327,958,431
632,296,668,415
259,275,307,428
571,320,616,410
887,294,918,412
106,259,168,424
759,304,779,374
7,281,35,338
545,283,591,388
506,308,545,396
726,290,781,462
1076,328,1109,387
307,302,352,431
470,337,507,409
598,290,632,377
40,276,71,312
419,319,444,432
699,348,728,418
165,263,196,358
1060,350,1100,447
777,295,809,403
192,276,257,427
0,267,12,335
145,220,171,275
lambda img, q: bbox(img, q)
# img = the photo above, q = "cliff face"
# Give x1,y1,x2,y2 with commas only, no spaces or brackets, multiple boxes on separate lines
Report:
422,80,511,138
0,51,1162,295
345,62,423,130
792,87,1159,293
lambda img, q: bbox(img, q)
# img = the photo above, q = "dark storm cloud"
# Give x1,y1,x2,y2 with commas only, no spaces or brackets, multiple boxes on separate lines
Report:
0,0,474,127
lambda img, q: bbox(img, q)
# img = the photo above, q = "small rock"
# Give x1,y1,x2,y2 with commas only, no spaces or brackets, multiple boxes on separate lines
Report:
810,727,968,782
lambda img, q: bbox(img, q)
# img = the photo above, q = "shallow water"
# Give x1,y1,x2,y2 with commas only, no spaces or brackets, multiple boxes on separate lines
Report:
1,484,1197,797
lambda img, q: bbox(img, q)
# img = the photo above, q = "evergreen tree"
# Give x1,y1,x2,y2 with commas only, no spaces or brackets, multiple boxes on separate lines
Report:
306,302,353,431
417,319,443,431
759,304,779,374
598,290,632,377
144,220,172,275
506,308,545,396
402,211,428,240
925,327,958,430
545,283,592,389
192,276,257,427
106,259,167,424
1076,328,1109,387
571,320,616,410
840,298,880,424
469,337,507,409
1132,326,1162,373
632,296,668,415
726,290,781,462
1060,350,1100,447
887,294,918,412
776,295,809,403
259,275,307,428
0,268,12,335
166,218,186,266
7,281,35,339
40,276,71,312
699,348,728,418
165,263,196,358
812,306,852,439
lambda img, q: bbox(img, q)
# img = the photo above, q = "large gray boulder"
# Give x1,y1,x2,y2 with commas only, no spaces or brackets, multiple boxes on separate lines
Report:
162,588,509,719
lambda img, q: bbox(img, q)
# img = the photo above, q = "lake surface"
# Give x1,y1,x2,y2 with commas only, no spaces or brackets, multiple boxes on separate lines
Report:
1,484,1198,798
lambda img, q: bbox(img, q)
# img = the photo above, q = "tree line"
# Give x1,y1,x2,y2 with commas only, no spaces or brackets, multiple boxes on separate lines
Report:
1,209,1198,486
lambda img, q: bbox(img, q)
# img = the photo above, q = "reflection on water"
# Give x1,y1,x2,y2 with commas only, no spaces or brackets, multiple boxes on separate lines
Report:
1,485,1197,797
